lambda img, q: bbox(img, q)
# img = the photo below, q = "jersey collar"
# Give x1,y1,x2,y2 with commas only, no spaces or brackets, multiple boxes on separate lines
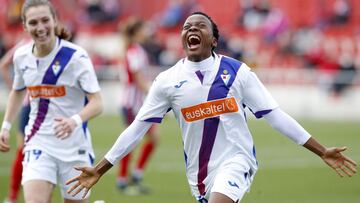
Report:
31,37,61,60
183,54,217,72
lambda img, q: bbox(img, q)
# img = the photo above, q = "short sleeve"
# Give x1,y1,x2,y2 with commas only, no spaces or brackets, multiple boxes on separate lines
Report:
241,65,278,118
12,55,25,90
76,53,101,94
135,73,171,123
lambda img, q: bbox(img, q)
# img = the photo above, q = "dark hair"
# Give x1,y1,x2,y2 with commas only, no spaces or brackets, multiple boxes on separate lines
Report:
55,23,72,41
190,11,219,44
21,0,71,40
121,17,144,39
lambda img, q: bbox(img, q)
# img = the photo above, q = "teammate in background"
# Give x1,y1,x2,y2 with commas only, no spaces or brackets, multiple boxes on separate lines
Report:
0,38,30,203
116,17,159,194
67,12,357,203
0,0,103,203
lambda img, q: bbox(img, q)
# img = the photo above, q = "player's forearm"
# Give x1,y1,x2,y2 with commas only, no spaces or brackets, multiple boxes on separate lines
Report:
104,119,152,164
303,137,327,157
263,108,311,145
78,92,103,122
94,158,113,176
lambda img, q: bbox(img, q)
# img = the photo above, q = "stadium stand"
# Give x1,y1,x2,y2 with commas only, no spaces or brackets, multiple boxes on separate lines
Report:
1,0,359,85
1,0,360,120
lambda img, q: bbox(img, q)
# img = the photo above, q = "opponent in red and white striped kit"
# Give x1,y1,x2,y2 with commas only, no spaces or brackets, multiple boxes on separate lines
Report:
116,18,159,193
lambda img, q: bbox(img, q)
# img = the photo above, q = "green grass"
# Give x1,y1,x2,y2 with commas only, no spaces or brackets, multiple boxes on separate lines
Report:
1,113,359,203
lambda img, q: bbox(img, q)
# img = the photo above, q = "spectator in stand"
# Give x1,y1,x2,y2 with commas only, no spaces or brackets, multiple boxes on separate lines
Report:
303,36,340,90
237,0,271,31
331,52,357,97
84,0,120,23
329,0,351,25
140,23,165,66
158,0,198,28
262,8,288,43
116,17,159,194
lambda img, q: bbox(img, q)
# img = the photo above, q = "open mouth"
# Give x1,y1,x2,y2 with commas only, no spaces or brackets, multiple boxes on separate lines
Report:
187,34,201,50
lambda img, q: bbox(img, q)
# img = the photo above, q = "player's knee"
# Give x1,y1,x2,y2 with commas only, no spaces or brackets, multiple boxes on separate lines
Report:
24,196,50,203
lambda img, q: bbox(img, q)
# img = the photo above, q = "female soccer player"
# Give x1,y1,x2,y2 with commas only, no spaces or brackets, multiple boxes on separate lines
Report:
66,12,357,203
0,0,103,202
116,17,159,194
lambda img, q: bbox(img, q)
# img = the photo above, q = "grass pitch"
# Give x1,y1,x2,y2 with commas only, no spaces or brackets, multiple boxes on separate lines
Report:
1,113,359,203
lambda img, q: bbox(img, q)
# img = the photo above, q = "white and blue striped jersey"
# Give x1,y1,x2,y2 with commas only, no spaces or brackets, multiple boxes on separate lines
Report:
12,37,100,163
135,54,278,197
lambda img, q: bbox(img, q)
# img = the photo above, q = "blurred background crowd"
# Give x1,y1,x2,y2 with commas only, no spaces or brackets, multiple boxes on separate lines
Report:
1,0,359,102
1,2,359,203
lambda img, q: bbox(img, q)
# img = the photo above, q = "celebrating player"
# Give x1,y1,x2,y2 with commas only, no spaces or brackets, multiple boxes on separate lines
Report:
0,0,102,202
66,12,357,203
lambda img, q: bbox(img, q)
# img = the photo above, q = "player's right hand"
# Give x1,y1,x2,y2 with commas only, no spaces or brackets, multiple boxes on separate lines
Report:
0,129,10,152
54,117,77,139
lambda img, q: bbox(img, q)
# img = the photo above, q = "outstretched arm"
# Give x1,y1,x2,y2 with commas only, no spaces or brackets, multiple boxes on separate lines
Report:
303,138,357,177
66,158,113,198
66,119,152,198
264,108,357,177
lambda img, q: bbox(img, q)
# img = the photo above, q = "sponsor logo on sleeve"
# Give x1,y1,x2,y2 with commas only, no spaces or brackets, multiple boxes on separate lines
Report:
181,97,239,122
28,85,66,99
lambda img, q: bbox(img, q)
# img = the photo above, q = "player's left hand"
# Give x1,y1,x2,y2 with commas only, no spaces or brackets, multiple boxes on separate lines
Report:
66,166,100,198
54,117,77,139
322,147,357,177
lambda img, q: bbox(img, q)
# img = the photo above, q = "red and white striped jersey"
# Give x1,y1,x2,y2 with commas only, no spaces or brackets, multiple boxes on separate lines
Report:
120,43,149,113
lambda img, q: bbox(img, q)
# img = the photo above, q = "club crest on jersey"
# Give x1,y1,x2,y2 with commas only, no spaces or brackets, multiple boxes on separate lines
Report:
52,61,61,76
221,69,231,85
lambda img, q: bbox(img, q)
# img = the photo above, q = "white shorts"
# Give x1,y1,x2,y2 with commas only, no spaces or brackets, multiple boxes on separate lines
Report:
22,149,92,200
198,155,255,202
